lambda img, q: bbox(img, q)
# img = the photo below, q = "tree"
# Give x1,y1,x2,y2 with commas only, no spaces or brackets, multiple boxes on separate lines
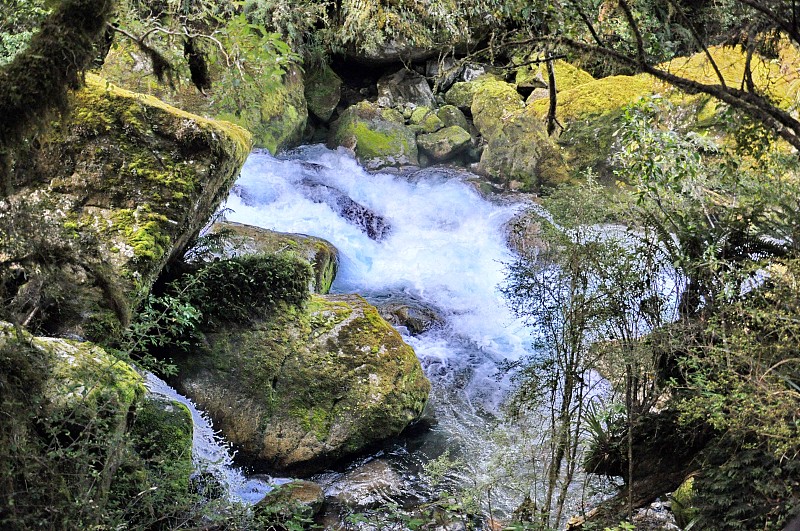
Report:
546,0,800,151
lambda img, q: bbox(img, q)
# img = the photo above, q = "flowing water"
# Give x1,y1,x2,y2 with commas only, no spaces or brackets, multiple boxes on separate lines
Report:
221,145,559,516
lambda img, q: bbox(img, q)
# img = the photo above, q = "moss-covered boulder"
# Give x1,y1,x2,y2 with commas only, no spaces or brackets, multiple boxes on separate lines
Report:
470,76,525,139
409,106,445,134
436,105,473,133
209,221,339,294
417,126,472,162
516,59,595,93
256,480,325,521
174,294,430,474
0,322,196,527
1,74,251,341
479,105,570,192
328,101,418,169
305,62,342,123
377,69,435,109
100,42,305,153
444,81,477,110
671,476,699,528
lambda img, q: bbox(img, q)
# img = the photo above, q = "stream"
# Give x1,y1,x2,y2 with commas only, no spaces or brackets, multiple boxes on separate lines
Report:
224,144,552,515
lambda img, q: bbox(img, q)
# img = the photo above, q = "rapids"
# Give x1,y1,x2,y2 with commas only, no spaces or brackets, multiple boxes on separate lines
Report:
222,145,550,514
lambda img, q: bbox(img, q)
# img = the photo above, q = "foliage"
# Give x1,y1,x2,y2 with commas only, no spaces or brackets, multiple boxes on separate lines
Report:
0,0,51,66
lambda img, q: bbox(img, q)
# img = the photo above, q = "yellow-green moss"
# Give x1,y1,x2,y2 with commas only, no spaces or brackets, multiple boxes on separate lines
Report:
470,75,525,138
530,74,654,120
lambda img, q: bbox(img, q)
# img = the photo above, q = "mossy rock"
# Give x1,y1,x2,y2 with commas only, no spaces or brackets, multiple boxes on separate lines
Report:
305,62,342,122
436,105,473,133
256,480,325,521
478,105,570,192
100,40,306,153
671,476,699,528
444,82,476,110
417,126,472,162
469,75,524,139
2,74,251,341
209,221,339,294
173,294,431,474
328,101,418,169
409,106,444,134
517,59,595,92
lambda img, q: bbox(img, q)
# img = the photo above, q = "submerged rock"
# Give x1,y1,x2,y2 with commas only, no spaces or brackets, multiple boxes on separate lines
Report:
324,458,408,509
329,101,418,170
174,294,431,475
1,74,251,341
378,299,444,335
299,180,392,241
208,221,339,294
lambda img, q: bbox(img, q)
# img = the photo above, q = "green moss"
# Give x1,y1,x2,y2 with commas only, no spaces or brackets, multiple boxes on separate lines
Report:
530,74,654,121
305,63,342,122
671,476,698,528
470,75,524,138
110,208,171,263
444,81,476,109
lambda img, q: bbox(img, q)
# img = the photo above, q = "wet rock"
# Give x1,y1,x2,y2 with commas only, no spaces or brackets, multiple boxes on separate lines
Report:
299,180,392,241
478,104,570,192
174,294,431,475
257,480,325,521
329,101,418,170
377,69,436,109
325,459,408,509
378,299,444,335
208,221,339,294
417,126,472,163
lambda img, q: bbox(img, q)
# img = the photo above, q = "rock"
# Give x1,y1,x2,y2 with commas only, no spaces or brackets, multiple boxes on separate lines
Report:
516,59,594,93
325,459,407,509
377,299,444,335
478,105,570,192
462,63,487,82
417,126,472,162
470,75,525,139
100,39,305,154
409,106,445,134
377,69,435,109
299,180,392,241
444,82,476,111
174,294,431,475
426,56,462,92
436,105,473,133
328,101,419,170
208,221,339,294
1,74,251,342
257,480,325,521
526,87,550,103
305,62,342,122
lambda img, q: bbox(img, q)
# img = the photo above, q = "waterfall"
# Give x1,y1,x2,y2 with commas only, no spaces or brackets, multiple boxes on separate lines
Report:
144,373,278,504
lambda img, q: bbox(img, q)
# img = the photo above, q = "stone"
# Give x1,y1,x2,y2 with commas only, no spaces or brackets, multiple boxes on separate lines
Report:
426,56,462,92
417,126,472,162
469,75,525,139
378,299,444,335
174,294,431,475
305,62,342,122
478,105,570,192
462,63,487,82
444,82,476,110
1,74,251,342
377,69,435,109
409,106,445,134
436,105,472,133
328,101,419,170
257,480,325,520
208,221,339,294
324,459,407,509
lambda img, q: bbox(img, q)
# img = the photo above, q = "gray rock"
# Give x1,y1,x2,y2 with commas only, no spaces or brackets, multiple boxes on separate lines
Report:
417,126,472,162
377,69,435,109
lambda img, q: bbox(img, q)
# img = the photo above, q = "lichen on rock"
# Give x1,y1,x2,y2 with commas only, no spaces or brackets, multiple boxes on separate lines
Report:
173,294,431,475
1,75,251,342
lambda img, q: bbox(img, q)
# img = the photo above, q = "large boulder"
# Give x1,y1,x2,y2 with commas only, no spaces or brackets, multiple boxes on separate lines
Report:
208,221,339,294
1,74,251,342
469,76,525,139
174,294,431,475
100,40,305,153
377,69,435,109
478,105,570,192
329,101,418,169
0,322,194,526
